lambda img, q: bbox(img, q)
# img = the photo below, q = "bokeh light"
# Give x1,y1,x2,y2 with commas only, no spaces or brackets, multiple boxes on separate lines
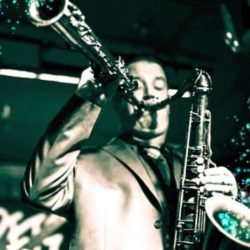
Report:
215,211,250,243
0,0,23,36
228,97,250,206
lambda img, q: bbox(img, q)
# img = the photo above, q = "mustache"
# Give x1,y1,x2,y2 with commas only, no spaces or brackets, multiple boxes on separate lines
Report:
142,95,159,105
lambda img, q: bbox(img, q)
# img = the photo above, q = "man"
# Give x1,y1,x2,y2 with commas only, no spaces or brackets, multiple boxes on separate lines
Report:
22,56,237,249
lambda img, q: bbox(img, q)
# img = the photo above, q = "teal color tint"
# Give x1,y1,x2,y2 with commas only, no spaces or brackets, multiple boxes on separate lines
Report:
215,211,250,243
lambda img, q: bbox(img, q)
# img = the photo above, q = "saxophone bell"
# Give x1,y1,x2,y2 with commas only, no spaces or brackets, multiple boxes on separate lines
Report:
27,0,67,26
205,195,250,248
27,0,138,97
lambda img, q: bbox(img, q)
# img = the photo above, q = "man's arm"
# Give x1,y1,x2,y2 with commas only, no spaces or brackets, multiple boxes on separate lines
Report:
22,68,108,215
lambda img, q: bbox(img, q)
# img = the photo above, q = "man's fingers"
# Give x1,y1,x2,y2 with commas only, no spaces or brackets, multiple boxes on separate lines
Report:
203,166,232,176
199,175,235,185
200,184,232,194
78,67,95,88
193,166,238,199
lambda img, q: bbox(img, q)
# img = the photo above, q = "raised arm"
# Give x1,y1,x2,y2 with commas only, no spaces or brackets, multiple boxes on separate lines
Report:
22,67,110,215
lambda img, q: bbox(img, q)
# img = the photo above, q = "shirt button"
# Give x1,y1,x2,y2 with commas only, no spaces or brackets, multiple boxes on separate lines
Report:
154,219,162,229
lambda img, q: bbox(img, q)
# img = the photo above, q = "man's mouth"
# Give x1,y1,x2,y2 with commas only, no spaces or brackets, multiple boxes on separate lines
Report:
142,97,159,107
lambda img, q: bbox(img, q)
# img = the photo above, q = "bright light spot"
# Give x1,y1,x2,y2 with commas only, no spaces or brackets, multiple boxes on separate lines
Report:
37,73,79,84
0,104,11,119
0,69,37,79
169,89,191,98
0,69,79,84
226,32,233,39
233,40,239,47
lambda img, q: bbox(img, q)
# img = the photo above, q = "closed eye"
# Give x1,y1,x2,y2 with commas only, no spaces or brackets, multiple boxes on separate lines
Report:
153,77,167,90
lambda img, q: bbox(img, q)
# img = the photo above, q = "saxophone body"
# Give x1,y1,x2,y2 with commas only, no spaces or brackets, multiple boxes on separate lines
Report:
172,69,212,250
173,70,250,249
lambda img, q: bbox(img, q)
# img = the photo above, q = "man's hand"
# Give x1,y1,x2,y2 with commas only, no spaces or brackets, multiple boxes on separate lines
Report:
198,167,238,199
75,67,107,106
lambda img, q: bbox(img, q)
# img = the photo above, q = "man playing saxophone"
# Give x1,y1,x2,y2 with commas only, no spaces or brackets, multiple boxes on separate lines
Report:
22,55,238,250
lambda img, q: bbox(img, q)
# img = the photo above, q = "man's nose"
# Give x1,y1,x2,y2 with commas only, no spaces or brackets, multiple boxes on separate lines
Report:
143,83,155,97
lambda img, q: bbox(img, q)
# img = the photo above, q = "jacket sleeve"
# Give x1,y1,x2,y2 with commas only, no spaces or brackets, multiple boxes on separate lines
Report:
22,78,104,214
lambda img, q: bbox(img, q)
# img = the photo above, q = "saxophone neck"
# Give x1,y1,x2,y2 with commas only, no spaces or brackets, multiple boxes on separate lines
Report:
192,68,212,95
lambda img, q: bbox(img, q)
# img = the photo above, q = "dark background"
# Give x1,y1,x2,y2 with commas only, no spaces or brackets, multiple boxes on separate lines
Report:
0,0,249,161
0,0,249,248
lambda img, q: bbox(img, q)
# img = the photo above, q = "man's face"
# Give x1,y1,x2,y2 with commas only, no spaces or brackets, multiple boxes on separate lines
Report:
125,60,170,139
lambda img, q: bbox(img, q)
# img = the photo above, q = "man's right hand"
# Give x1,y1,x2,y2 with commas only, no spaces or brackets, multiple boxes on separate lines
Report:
75,67,107,106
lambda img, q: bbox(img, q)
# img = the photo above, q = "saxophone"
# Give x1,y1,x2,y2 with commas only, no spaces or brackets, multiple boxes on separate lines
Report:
172,69,213,249
172,69,250,249
27,0,138,99
26,1,250,249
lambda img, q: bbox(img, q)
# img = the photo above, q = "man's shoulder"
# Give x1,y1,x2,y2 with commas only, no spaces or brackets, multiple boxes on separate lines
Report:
78,138,130,160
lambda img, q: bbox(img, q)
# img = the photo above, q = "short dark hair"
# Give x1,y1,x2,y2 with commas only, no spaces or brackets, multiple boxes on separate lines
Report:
123,54,169,80
124,54,164,67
